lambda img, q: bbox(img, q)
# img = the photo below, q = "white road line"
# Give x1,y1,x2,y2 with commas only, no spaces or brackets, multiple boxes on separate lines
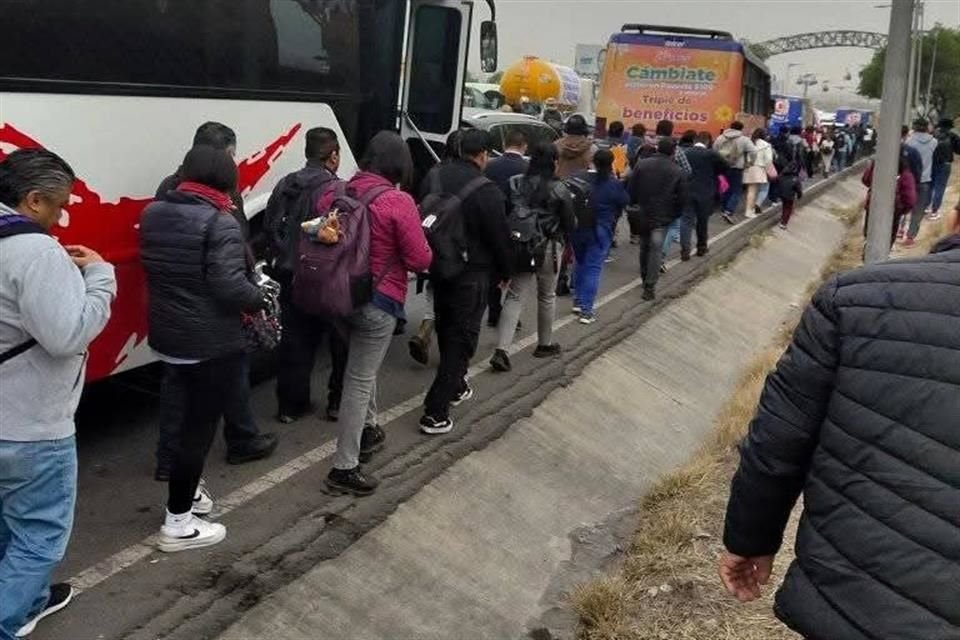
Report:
67,214,757,593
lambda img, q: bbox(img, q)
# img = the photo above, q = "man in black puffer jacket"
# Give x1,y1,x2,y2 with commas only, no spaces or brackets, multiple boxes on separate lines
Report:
720,202,960,640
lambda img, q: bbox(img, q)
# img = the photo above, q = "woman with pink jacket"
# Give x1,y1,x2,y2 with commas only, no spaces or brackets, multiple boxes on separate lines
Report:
319,131,432,497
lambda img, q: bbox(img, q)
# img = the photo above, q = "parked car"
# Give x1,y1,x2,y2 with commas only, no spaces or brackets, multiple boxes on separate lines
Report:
461,108,560,155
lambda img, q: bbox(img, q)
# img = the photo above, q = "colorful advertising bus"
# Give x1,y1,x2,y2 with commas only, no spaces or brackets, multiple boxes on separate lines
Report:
595,24,771,137
0,0,497,382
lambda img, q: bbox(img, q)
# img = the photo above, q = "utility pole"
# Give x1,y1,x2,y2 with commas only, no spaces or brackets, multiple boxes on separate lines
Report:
914,0,925,117
904,0,917,123
925,27,938,114
866,0,913,264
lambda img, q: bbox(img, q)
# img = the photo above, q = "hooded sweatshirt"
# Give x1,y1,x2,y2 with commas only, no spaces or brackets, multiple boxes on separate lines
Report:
714,129,758,170
0,202,116,441
555,135,596,179
905,132,938,182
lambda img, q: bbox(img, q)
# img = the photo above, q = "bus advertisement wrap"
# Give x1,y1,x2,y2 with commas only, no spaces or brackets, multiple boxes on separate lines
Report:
596,34,744,134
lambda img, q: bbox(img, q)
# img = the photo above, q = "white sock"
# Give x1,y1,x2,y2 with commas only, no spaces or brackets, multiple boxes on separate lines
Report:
164,509,192,529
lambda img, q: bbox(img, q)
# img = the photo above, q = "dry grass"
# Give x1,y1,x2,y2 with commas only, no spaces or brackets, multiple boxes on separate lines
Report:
571,169,958,640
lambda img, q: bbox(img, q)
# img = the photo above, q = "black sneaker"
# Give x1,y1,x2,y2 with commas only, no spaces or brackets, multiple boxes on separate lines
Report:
696,246,709,257
326,466,379,496
680,251,691,262
451,381,474,406
490,349,511,372
533,343,561,358
16,583,74,637
420,415,454,435
226,433,278,465
358,424,386,463
642,287,656,301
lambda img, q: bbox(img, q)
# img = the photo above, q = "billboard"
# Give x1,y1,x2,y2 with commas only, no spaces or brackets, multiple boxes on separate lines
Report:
770,95,804,133
595,33,745,134
574,44,605,78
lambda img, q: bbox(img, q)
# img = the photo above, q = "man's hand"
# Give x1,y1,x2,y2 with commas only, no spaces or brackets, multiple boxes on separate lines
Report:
718,551,775,602
64,245,105,269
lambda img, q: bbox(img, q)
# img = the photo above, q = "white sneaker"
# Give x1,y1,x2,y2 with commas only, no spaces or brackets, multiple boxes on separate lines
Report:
192,480,213,516
158,515,226,553
928,211,942,221
571,306,582,315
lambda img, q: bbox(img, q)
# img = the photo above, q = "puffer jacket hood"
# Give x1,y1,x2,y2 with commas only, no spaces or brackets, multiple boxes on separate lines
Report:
720,129,744,140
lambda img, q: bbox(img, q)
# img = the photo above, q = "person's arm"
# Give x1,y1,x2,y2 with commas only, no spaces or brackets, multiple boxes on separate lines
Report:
673,172,689,218
627,166,641,205
712,150,730,175
476,186,516,277
17,242,116,357
205,214,265,312
262,182,285,259
723,278,840,559
389,191,433,273
742,138,758,166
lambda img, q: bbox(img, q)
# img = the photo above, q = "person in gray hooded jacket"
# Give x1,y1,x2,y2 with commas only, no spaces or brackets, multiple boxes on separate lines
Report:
714,121,758,223
0,148,116,639
904,118,940,243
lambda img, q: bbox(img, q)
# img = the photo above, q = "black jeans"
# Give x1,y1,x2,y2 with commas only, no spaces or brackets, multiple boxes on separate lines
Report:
487,270,504,325
424,271,489,420
167,351,246,514
639,226,668,290
156,353,259,466
275,271,347,416
680,197,713,254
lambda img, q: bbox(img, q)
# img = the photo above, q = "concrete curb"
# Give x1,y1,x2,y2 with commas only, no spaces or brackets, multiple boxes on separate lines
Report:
121,160,873,640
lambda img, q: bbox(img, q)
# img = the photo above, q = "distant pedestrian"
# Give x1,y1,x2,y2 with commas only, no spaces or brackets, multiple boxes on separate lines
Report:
904,118,938,245
626,123,647,167
743,128,773,218
542,98,564,133
320,132,432,496
555,114,596,179
776,161,804,230
682,131,729,256
265,127,347,425
490,142,575,372
628,137,688,300
930,117,960,220
570,149,629,324
0,149,116,639
598,121,629,178
714,121,757,223
140,145,268,552
819,129,835,179
484,129,529,328
720,205,960,640
420,129,514,435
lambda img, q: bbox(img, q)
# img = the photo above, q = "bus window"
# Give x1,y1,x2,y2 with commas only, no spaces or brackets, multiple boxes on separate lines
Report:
407,5,463,135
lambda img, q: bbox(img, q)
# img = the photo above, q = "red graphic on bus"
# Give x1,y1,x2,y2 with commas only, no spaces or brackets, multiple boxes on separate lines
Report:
0,122,302,380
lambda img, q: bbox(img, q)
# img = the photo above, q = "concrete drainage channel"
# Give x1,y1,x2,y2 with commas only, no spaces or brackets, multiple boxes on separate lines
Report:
114,162,870,640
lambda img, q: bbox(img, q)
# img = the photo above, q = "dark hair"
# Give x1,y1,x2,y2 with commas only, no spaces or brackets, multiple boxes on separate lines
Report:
912,117,928,132
504,129,528,150
444,129,464,160
593,148,614,181
192,121,237,151
655,119,674,137
305,127,339,162
657,137,676,157
526,142,559,180
789,125,803,135
564,114,590,136
459,128,492,158
631,123,646,137
697,130,713,146
0,148,76,208
730,121,745,131
608,121,625,139
680,130,697,145
901,125,910,137
752,128,768,142
359,130,414,188
181,145,238,192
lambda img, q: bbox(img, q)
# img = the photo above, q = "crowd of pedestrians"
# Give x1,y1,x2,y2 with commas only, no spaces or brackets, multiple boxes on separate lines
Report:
1,107,956,639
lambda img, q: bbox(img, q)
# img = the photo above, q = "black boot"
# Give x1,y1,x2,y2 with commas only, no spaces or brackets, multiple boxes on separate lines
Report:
226,433,278,465
326,466,379,496
642,286,656,301
358,425,386,463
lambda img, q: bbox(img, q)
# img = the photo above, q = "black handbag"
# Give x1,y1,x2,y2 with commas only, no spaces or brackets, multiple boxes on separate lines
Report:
241,261,282,352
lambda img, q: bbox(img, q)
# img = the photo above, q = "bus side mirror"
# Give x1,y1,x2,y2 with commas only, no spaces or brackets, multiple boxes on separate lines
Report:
480,21,498,73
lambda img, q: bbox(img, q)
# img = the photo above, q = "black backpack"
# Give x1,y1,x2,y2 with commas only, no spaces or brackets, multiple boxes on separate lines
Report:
265,169,337,272
0,216,46,364
420,172,489,282
933,133,954,166
564,174,595,230
507,175,561,271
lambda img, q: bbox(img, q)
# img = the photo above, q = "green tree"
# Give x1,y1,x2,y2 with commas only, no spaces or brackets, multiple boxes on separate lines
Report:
859,25,960,117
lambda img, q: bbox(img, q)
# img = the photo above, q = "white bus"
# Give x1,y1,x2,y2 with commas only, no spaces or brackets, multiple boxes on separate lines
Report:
0,0,498,381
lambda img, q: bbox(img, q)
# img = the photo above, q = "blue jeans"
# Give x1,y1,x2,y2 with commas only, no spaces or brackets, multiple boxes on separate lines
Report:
572,226,613,314
0,437,77,639
930,163,952,213
660,217,683,257
722,168,744,214
756,183,770,208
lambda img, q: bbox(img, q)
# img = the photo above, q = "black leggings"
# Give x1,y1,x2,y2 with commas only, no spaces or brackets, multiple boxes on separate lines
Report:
167,351,246,514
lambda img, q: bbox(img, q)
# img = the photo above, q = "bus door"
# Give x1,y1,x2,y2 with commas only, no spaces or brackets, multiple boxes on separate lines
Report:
400,0,472,170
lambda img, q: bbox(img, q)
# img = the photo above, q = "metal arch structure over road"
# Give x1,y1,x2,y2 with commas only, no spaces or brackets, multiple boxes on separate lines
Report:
749,31,888,59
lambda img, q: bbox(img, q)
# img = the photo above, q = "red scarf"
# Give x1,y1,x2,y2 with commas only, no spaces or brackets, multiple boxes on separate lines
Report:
177,181,235,212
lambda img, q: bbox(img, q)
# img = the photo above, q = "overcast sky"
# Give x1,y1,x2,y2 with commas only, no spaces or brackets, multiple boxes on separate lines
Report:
470,0,960,102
